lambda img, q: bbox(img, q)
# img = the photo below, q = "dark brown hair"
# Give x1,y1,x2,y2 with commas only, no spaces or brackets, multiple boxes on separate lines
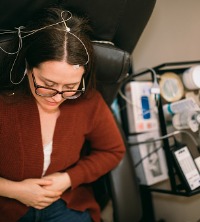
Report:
10,7,95,94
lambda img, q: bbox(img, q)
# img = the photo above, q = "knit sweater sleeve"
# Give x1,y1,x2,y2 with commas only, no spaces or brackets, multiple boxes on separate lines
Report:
67,92,126,189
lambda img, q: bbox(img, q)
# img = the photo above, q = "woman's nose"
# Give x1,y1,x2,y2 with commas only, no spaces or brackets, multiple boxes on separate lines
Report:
52,93,63,102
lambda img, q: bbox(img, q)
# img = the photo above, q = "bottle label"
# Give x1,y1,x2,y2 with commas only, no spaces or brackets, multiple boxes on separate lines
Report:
167,103,174,115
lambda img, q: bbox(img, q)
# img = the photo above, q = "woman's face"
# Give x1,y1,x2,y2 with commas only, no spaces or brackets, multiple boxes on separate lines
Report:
27,61,85,113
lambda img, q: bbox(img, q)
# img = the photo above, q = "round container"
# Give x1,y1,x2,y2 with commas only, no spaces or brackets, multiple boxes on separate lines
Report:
182,65,200,90
159,72,184,102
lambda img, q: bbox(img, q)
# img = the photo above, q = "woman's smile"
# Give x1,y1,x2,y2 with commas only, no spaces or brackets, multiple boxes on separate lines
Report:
45,100,60,106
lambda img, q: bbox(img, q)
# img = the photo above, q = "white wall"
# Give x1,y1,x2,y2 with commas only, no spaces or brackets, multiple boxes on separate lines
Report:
132,1,200,221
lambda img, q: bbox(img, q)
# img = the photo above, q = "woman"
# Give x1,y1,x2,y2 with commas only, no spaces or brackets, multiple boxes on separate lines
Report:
0,7,125,222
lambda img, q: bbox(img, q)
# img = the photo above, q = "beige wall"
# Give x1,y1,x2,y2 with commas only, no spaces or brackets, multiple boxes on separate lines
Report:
132,0,200,72
132,1,200,222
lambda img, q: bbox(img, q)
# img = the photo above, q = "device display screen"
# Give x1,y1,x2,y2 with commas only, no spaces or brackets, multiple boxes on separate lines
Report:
141,96,151,119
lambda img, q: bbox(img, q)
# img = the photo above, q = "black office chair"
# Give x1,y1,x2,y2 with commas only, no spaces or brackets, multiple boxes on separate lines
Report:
0,1,156,221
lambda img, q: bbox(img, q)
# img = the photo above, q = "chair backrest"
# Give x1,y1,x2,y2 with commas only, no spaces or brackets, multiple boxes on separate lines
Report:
58,0,156,53
109,152,142,222
108,122,143,222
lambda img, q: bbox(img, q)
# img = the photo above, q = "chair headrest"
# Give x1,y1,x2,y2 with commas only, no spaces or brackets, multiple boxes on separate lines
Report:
93,42,130,84
93,42,130,105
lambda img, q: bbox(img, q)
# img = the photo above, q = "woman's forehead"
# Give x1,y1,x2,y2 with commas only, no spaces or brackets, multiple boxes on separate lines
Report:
35,61,84,82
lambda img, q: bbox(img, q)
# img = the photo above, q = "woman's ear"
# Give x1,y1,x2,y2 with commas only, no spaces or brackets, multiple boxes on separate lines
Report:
25,59,31,74
25,68,31,77
25,67,33,80
25,63,32,76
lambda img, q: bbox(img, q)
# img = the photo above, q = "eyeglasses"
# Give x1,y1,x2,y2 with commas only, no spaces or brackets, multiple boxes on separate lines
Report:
32,73,85,99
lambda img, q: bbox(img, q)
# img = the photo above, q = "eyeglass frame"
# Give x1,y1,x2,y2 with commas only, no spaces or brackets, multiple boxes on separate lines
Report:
31,73,85,99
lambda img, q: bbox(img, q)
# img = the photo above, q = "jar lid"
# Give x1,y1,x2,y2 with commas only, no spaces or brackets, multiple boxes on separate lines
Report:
159,72,184,102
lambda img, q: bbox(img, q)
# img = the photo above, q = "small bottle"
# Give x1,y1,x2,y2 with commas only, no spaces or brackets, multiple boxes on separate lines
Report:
172,111,200,132
163,98,200,120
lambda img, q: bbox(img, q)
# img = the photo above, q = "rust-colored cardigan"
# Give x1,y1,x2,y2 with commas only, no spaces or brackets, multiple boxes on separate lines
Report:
0,90,125,222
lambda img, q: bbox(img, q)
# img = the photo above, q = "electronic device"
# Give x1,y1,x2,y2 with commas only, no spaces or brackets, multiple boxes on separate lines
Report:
171,145,200,191
125,81,159,133
129,130,168,186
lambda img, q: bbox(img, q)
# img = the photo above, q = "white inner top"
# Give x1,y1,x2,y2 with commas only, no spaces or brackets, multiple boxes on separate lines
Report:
42,141,53,176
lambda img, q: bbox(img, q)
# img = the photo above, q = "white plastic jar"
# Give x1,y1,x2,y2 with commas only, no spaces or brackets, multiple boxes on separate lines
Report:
182,65,200,90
